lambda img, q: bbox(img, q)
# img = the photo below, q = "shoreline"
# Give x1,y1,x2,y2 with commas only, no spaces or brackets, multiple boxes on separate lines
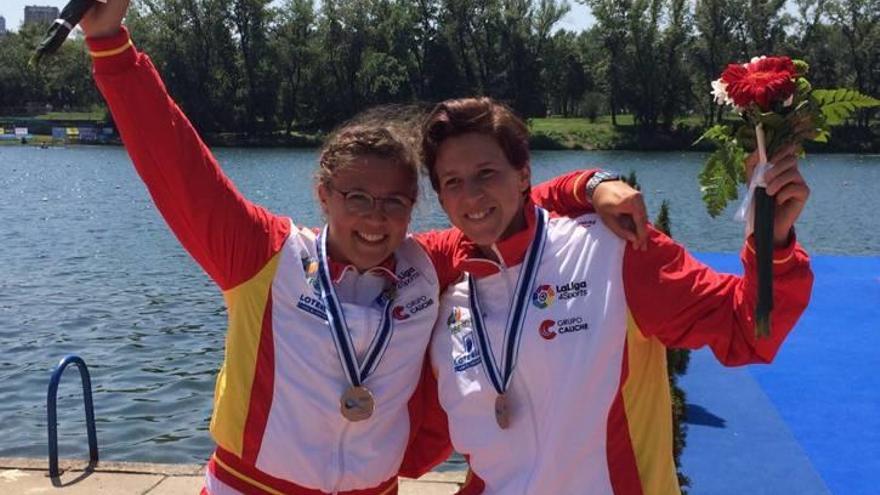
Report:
3,116,877,153
0,457,467,494
3,134,879,154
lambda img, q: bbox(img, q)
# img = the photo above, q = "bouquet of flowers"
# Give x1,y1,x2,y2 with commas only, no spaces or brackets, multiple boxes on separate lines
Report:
30,0,105,65
697,55,878,338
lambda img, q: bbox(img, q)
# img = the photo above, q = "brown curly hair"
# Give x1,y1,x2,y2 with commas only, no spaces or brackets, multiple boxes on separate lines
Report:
317,105,423,199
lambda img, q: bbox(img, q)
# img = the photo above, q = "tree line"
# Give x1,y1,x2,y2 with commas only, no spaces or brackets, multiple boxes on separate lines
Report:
1,0,877,136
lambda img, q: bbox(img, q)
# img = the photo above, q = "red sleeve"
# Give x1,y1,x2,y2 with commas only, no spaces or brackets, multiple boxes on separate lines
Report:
88,28,290,291
397,357,452,478
413,229,464,291
623,228,813,365
530,169,597,217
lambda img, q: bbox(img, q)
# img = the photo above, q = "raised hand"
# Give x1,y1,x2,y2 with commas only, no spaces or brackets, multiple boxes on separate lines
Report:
745,144,810,246
80,0,130,39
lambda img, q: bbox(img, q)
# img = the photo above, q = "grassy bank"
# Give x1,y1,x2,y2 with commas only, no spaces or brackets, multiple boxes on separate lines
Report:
528,115,710,151
5,112,878,152
528,116,880,153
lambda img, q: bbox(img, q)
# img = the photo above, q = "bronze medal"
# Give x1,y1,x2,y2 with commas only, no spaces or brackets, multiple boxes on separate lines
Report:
340,385,375,422
494,394,510,429
467,208,549,433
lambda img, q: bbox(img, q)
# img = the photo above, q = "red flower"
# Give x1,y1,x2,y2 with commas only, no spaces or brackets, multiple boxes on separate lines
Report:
721,56,797,111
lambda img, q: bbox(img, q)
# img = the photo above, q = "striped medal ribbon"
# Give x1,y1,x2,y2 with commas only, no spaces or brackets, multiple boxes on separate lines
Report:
316,226,396,422
467,206,549,429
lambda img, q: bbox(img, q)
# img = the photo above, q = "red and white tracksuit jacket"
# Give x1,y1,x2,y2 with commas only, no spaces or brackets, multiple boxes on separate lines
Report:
86,28,601,495
431,205,813,495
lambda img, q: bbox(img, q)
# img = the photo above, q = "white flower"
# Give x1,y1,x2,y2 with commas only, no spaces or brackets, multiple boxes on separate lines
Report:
750,55,767,65
711,79,733,106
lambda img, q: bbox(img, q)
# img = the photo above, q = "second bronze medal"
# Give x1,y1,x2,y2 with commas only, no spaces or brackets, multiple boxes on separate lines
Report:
340,385,375,422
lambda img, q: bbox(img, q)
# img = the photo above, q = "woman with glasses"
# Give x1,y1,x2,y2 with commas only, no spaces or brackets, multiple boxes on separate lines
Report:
422,97,814,495
78,2,649,494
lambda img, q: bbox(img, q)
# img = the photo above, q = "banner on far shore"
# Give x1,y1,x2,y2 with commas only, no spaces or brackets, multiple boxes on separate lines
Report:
79,127,97,142
14,127,28,137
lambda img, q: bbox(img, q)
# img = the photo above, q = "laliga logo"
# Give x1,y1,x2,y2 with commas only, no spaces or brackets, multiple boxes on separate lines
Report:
539,320,557,340
532,284,556,309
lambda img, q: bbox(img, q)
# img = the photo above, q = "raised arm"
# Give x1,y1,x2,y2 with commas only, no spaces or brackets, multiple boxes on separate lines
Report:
624,228,813,365
625,146,812,364
86,23,289,291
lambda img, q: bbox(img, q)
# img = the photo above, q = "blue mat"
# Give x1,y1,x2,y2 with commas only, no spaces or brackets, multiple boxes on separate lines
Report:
678,254,879,495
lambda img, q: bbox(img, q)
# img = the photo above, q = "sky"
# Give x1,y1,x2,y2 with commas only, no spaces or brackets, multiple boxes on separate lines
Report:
1,1,594,33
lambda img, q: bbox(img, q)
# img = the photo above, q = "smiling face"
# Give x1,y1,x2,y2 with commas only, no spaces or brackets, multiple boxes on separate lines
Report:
317,155,416,271
434,132,531,248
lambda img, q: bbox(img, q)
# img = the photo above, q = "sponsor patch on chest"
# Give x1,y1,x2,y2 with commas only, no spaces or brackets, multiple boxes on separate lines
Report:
531,280,590,309
537,315,590,340
392,295,434,320
299,249,320,295
447,307,481,372
296,294,327,321
396,266,422,291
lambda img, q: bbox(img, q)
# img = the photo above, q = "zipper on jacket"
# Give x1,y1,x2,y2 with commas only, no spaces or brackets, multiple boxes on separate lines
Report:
330,422,351,494
518,376,542,493
494,239,541,493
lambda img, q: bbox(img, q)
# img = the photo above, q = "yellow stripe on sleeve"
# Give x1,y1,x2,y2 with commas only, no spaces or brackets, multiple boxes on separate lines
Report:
89,39,134,58
621,311,681,495
210,253,281,457
573,171,590,206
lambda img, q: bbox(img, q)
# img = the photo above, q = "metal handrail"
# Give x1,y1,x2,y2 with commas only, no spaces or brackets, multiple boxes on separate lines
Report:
47,355,99,478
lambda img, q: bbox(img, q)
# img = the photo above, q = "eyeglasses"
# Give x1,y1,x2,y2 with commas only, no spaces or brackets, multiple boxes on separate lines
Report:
327,185,415,218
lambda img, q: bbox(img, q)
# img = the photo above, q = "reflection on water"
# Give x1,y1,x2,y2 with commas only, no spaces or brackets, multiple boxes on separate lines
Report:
0,145,877,464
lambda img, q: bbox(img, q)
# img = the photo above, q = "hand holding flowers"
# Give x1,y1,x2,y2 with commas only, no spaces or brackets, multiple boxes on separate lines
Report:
697,55,879,337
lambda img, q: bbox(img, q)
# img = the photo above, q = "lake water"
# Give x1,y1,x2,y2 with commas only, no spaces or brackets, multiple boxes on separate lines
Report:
0,145,878,465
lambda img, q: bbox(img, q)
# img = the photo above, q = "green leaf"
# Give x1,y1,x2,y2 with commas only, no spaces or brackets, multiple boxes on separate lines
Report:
793,60,809,77
694,124,732,146
813,89,880,125
698,139,747,217
796,78,812,97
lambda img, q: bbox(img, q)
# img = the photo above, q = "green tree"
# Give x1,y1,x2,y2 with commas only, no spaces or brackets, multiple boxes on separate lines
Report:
739,0,791,55
658,0,692,129
127,0,240,132
231,0,278,134
582,0,629,125
825,0,880,127
273,0,318,133
544,30,591,116
691,0,741,125
0,24,99,113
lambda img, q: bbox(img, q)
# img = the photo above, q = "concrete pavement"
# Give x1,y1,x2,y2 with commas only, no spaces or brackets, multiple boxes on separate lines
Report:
0,458,466,494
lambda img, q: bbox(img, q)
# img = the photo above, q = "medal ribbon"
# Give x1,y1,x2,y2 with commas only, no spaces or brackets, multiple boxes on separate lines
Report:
467,207,549,395
316,226,395,387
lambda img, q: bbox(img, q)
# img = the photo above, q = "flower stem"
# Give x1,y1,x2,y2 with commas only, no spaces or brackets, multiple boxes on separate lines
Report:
752,123,773,339
754,186,774,338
